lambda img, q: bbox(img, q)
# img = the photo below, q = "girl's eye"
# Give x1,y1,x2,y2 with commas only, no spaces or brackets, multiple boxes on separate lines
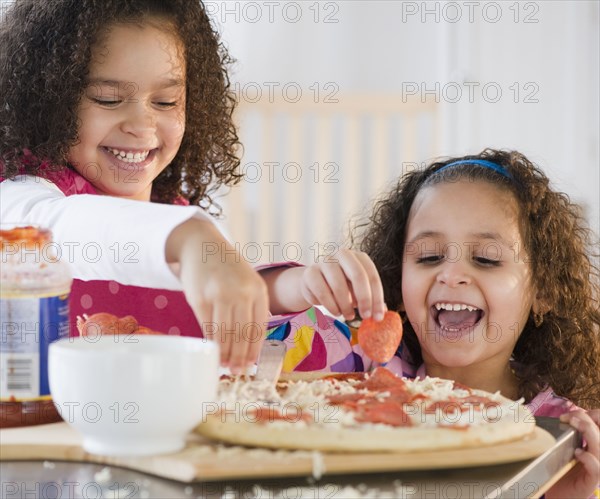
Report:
91,98,122,108
416,255,443,264
474,256,501,267
155,102,177,108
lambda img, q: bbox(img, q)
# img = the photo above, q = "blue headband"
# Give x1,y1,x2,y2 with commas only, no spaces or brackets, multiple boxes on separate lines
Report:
434,159,512,179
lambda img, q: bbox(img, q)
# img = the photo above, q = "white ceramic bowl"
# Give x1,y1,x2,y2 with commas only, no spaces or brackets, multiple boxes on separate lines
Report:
49,335,219,456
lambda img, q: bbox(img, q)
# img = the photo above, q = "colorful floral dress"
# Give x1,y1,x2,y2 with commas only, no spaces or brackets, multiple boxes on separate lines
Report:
266,305,577,417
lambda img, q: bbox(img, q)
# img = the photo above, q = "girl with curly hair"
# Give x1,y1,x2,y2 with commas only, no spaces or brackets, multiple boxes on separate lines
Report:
259,148,598,496
353,149,599,498
0,0,385,372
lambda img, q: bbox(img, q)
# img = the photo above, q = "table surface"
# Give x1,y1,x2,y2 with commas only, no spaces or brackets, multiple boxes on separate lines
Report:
0,417,579,499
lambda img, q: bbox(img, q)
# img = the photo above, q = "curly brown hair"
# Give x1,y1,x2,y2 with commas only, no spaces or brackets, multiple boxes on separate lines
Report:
354,149,600,408
0,0,241,210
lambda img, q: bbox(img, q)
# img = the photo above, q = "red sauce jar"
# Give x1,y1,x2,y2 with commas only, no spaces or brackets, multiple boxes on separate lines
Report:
1,225,72,427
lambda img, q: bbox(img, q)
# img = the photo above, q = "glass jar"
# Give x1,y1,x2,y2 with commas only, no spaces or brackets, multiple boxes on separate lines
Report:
0,225,72,427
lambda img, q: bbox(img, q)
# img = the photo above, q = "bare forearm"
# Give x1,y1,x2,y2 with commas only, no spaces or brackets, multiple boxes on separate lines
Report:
165,217,226,264
259,266,310,315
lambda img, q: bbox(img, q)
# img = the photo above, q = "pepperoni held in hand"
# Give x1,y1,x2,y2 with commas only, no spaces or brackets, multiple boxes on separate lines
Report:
358,311,403,363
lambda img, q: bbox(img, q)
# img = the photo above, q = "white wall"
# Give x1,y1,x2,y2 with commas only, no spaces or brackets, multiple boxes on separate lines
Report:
3,0,596,236
216,0,599,236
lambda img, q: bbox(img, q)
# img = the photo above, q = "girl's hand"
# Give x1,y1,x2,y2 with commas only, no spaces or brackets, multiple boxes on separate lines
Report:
300,248,386,321
546,409,599,499
262,248,385,322
166,218,269,373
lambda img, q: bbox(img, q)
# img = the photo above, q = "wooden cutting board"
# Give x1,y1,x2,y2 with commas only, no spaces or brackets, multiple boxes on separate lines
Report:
0,422,555,483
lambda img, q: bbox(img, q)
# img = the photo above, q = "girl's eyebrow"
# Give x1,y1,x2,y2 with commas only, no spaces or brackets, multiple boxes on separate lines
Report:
407,230,511,247
86,77,184,89
407,231,443,244
468,231,512,248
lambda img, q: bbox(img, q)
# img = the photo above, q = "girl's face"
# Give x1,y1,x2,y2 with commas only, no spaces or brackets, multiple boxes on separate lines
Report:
68,22,186,200
401,179,537,375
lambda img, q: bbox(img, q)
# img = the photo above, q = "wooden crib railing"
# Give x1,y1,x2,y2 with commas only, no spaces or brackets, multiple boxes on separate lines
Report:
221,94,440,264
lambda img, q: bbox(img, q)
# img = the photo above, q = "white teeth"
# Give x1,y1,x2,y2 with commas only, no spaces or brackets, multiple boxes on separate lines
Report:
107,148,150,163
435,303,478,312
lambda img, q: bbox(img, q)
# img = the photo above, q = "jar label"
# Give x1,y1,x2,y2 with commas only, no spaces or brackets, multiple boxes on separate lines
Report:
0,294,70,401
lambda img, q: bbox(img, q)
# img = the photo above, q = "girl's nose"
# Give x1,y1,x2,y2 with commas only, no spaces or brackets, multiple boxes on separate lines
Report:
120,105,156,137
436,260,472,287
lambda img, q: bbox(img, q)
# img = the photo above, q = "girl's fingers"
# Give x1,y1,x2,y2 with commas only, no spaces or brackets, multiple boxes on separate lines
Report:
319,263,355,320
574,448,600,492
337,249,373,320
561,410,600,459
587,408,600,426
247,298,268,367
205,291,268,371
574,447,600,470
194,302,216,344
353,251,386,320
211,303,233,368
179,236,270,371
557,410,600,497
196,303,214,338
301,266,342,317
229,304,252,374
301,248,386,321
582,413,600,458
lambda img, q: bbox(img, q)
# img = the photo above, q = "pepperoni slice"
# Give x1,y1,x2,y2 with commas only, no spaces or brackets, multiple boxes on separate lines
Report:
78,312,122,335
452,381,474,393
356,367,407,392
354,400,412,427
134,325,163,335
117,315,139,334
425,400,468,415
78,313,163,335
357,311,403,363
387,389,427,404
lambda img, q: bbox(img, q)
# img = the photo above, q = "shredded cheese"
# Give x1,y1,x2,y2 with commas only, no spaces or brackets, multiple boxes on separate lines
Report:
213,371,526,430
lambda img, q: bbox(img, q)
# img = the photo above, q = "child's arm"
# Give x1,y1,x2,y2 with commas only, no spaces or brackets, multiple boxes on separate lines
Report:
260,248,386,322
165,216,268,371
1,175,268,371
546,409,599,498
1,176,204,288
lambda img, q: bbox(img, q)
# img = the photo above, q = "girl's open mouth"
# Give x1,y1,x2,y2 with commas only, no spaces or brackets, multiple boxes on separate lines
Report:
431,302,484,336
100,147,159,171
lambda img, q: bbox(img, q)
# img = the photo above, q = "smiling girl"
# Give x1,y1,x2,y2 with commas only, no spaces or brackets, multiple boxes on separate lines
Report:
0,1,265,371
0,0,385,372
68,22,187,201
400,172,537,400
356,149,600,498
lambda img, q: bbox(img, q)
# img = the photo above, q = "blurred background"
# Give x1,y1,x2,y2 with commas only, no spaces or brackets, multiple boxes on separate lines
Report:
215,0,599,264
2,1,596,264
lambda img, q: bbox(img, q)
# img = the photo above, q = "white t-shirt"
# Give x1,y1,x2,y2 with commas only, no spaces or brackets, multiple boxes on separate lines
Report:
0,175,217,290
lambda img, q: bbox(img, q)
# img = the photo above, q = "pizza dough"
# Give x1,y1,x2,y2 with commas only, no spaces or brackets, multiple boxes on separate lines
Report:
196,368,535,453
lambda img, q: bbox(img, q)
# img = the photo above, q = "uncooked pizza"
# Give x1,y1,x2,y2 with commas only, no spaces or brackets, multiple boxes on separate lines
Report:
196,367,535,452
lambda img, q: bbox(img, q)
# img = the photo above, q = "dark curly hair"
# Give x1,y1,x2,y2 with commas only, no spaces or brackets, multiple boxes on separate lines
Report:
354,149,600,408
0,0,242,211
